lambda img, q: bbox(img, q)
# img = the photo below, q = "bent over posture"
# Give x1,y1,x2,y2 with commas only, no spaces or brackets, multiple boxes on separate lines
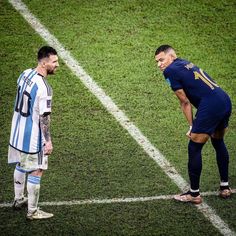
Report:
8,46,59,219
155,45,232,204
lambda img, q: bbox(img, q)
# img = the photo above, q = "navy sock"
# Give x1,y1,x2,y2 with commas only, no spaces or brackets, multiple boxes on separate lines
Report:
188,140,204,191
189,190,200,197
211,138,229,182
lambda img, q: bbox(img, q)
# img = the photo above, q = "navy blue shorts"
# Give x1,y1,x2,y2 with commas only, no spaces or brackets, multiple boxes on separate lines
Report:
192,91,232,135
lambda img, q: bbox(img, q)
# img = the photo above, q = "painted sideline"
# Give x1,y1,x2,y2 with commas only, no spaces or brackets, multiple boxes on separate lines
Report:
8,1,235,236
0,189,235,208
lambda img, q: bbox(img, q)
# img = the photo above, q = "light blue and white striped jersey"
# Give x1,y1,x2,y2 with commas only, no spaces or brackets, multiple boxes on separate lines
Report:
9,68,52,154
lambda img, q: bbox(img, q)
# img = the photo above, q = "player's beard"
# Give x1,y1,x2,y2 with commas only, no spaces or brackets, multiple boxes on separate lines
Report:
47,67,57,75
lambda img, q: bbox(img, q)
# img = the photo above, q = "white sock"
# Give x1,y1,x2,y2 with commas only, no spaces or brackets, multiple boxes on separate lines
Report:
14,165,26,200
27,175,41,213
190,188,199,193
220,182,229,187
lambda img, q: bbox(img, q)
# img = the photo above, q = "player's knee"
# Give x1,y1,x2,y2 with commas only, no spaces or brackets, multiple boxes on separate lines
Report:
188,140,204,155
29,169,44,177
211,137,224,150
15,163,26,173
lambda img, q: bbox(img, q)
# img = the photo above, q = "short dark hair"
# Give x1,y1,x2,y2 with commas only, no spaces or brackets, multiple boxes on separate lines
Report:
155,45,173,56
37,46,57,61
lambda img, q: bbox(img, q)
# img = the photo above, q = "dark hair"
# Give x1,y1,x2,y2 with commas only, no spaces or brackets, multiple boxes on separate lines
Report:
155,45,173,56
37,46,57,61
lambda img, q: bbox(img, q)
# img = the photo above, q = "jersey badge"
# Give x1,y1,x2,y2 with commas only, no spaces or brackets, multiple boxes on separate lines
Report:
165,78,171,86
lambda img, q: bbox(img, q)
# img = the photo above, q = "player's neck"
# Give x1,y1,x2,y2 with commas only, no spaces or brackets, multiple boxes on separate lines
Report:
35,65,47,78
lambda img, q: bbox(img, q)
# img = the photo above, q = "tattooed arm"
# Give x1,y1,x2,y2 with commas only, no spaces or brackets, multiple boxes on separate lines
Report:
39,113,53,155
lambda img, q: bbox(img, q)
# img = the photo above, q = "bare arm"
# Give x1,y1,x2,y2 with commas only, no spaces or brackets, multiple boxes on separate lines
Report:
174,89,193,137
39,114,53,155
174,89,193,125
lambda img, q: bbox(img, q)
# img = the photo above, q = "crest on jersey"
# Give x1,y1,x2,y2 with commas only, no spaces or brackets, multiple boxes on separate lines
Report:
165,78,171,86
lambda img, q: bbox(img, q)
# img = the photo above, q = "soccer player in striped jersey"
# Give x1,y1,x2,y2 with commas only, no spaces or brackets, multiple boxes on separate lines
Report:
155,45,232,204
8,46,59,219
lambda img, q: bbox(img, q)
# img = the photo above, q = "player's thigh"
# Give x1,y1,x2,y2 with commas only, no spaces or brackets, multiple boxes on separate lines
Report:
30,169,44,177
190,133,209,143
211,128,228,139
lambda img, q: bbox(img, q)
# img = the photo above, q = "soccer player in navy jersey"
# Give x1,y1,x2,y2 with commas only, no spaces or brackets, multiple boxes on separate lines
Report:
8,46,59,219
155,45,232,204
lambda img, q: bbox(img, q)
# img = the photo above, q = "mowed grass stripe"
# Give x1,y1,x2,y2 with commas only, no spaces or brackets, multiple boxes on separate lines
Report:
8,1,235,236
1,189,235,208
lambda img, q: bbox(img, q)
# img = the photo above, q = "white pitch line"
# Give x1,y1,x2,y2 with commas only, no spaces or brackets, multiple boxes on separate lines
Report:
0,189,235,208
8,1,235,235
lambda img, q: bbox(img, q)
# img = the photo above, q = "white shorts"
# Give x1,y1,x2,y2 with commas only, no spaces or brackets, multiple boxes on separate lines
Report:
8,146,48,171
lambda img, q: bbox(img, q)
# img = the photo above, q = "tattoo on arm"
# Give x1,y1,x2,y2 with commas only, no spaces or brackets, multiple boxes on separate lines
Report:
39,114,51,142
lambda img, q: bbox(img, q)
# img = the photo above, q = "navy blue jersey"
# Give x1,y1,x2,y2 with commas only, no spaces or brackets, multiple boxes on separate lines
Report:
163,58,226,108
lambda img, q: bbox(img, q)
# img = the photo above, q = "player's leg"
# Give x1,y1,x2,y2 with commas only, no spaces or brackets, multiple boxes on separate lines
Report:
26,153,53,220
211,91,231,198
188,133,209,194
211,95,231,198
8,146,28,209
27,169,43,214
174,133,208,204
174,97,211,204
211,128,231,198
12,164,28,209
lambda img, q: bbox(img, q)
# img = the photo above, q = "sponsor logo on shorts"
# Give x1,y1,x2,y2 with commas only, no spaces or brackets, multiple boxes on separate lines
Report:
47,100,51,108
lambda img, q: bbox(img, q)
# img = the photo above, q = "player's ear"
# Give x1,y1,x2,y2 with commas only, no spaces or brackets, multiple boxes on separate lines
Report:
38,59,44,67
170,49,177,59
41,59,47,68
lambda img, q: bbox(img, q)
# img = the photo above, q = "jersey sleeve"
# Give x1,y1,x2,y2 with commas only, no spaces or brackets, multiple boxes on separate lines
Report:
164,68,183,91
38,82,53,116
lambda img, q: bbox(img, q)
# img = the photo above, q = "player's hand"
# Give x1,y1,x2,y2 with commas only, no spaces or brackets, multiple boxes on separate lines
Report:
44,140,53,155
186,126,192,138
